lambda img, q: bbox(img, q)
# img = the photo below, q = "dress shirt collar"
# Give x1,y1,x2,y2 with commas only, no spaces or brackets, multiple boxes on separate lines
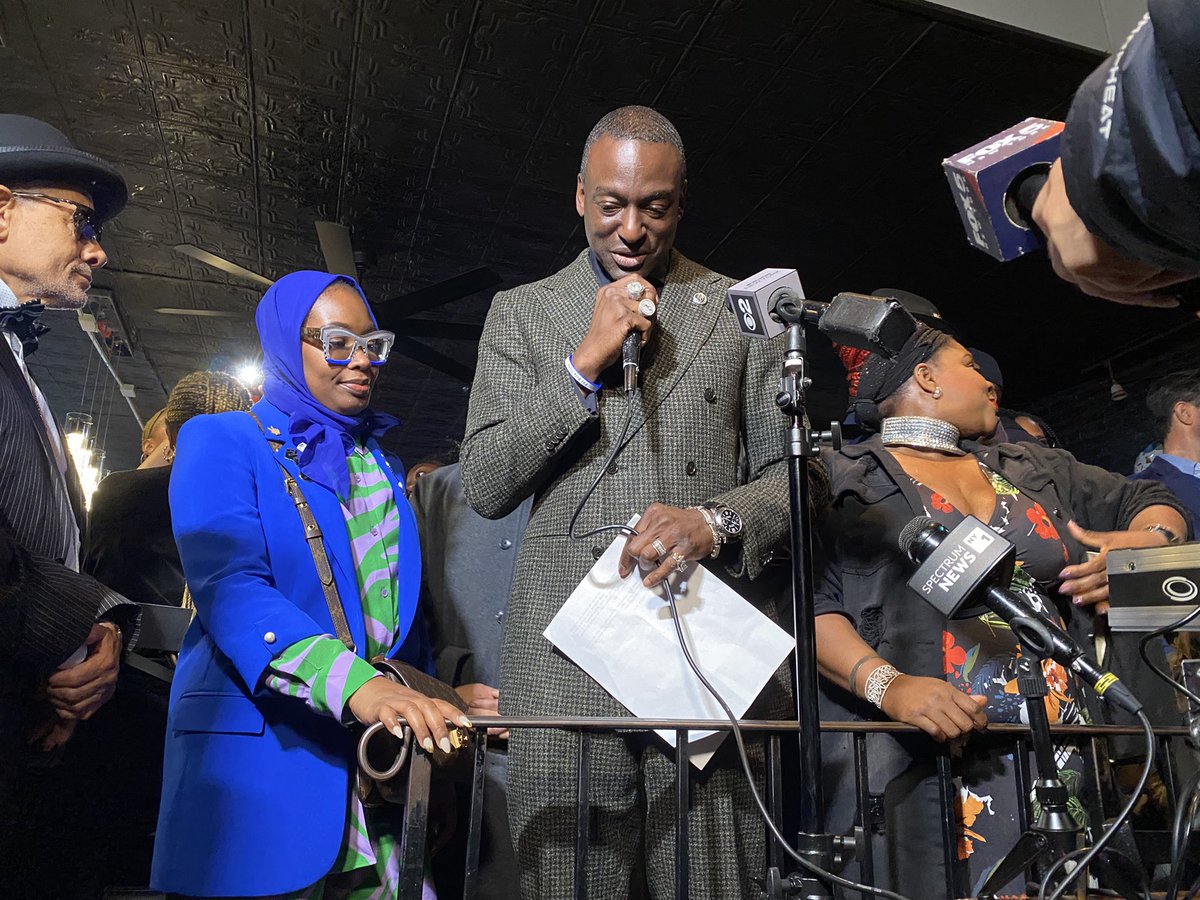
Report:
1156,452,1200,479
0,278,20,309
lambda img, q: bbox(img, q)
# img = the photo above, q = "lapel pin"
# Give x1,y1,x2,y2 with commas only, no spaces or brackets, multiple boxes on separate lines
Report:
692,292,707,305
268,426,281,435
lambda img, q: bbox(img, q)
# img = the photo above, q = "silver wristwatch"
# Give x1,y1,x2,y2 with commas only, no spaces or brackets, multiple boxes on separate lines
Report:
706,504,744,540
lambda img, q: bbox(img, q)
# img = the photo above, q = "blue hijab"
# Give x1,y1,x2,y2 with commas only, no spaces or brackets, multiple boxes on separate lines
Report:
255,271,397,500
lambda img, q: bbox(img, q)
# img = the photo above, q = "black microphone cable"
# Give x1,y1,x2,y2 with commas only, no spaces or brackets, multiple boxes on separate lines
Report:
552,390,913,899
1036,708,1156,900
1136,604,1200,900
656,574,915,900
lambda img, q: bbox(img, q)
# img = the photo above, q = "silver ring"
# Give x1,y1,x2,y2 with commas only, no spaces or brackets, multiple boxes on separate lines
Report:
651,538,668,559
626,281,645,299
638,298,657,317
671,552,687,572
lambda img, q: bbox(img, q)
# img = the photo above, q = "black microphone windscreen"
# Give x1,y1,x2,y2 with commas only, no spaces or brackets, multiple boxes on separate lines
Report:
819,293,918,358
899,515,937,556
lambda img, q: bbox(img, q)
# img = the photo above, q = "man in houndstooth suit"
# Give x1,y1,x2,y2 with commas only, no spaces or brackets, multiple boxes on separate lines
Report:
461,106,805,899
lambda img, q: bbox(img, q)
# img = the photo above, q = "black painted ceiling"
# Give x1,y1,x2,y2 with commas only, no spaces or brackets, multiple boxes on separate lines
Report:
2,0,1182,472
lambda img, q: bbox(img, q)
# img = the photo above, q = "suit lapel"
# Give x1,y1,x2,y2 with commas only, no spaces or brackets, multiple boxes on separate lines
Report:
0,337,60,483
0,336,80,526
537,251,601,353
628,252,726,431
251,402,367,654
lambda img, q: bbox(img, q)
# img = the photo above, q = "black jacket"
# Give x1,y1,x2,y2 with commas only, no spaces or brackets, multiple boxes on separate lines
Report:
813,436,1188,893
83,465,183,608
1061,0,1200,274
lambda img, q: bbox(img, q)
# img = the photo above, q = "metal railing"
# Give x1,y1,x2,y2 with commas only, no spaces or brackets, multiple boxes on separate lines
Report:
394,717,1195,900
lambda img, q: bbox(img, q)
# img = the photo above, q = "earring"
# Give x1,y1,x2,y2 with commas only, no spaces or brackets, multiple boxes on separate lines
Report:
164,446,176,463
932,387,943,399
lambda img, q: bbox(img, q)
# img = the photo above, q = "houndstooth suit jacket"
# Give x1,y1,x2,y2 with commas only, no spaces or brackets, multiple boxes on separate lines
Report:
462,249,798,719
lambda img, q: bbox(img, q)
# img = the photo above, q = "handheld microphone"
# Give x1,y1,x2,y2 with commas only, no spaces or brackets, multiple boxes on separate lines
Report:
622,329,641,394
900,515,1143,715
726,268,918,357
942,117,1064,261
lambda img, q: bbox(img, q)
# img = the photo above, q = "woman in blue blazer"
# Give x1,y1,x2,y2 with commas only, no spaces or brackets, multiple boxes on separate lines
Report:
151,271,471,898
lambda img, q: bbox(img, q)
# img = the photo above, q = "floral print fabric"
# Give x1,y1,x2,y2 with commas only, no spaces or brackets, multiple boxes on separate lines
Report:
908,465,1090,895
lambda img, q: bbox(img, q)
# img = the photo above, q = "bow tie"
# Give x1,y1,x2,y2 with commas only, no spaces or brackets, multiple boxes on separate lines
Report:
0,302,49,356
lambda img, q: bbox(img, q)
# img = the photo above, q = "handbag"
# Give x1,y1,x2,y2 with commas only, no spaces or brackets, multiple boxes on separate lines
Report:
248,413,474,805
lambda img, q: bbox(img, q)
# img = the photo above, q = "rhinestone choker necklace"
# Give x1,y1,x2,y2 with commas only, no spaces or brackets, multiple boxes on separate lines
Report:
880,416,965,456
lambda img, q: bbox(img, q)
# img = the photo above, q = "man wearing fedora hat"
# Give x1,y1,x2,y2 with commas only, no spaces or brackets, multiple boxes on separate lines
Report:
0,114,138,889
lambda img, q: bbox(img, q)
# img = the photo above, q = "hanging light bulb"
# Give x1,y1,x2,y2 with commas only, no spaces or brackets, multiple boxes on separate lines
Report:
1107,361,1128,402
63,412,102,507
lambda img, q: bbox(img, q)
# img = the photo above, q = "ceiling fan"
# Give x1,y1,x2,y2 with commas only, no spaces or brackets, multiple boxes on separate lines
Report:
169,221,500,382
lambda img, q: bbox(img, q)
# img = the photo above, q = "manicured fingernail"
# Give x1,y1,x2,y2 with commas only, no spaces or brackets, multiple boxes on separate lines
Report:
422,737,434,753
439,737,453,754
391,725,405,740
458,716,473,728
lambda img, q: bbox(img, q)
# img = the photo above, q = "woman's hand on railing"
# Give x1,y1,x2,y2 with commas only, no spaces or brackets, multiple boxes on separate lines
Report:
880,675,989,742
456,682,508,739
348,677,472,754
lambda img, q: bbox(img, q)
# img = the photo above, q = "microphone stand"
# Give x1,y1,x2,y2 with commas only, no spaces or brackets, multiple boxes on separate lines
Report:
978,616,1144,900
977,616,1081,899
766,299,851,900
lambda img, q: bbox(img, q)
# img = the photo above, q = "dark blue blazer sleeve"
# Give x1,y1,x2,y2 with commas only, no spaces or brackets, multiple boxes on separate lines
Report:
1060,0,1200,274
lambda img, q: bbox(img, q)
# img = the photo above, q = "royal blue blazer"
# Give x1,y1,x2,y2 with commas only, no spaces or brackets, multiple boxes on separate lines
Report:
151,399,425,897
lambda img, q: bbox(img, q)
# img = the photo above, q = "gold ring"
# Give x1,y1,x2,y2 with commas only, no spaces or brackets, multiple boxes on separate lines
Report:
651,538,668,559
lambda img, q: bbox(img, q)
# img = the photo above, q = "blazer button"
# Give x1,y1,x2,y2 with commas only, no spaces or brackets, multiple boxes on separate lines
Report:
686,461,697,476
544,440,557,452
499,538,513,549
606,462,619,476
264,631,277,644
704,388,717,403
591,546,604,560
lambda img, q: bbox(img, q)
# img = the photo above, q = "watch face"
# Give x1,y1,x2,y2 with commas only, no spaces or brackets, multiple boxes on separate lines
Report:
717,507,743,536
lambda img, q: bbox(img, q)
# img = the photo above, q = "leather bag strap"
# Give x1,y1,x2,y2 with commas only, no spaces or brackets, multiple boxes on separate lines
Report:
246,412,356,652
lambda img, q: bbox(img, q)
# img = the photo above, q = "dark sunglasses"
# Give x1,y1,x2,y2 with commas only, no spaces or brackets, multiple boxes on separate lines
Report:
11,191,103,243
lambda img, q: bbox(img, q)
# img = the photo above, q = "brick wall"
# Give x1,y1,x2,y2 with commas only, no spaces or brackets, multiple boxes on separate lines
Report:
1024,325,1200,474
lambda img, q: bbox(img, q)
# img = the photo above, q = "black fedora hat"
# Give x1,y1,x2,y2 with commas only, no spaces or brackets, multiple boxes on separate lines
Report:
0,115,127,222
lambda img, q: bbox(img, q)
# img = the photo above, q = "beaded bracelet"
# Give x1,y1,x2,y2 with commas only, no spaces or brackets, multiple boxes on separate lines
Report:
863,664,901,709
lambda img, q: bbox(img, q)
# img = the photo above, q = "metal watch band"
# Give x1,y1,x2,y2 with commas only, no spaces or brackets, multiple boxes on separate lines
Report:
1144,523,1183,545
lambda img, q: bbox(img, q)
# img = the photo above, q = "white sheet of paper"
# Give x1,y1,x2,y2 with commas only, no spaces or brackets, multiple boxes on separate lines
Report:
544,516,794,769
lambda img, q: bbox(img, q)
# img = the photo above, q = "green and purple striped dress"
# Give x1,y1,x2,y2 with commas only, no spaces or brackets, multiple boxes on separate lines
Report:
264,446,432,899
